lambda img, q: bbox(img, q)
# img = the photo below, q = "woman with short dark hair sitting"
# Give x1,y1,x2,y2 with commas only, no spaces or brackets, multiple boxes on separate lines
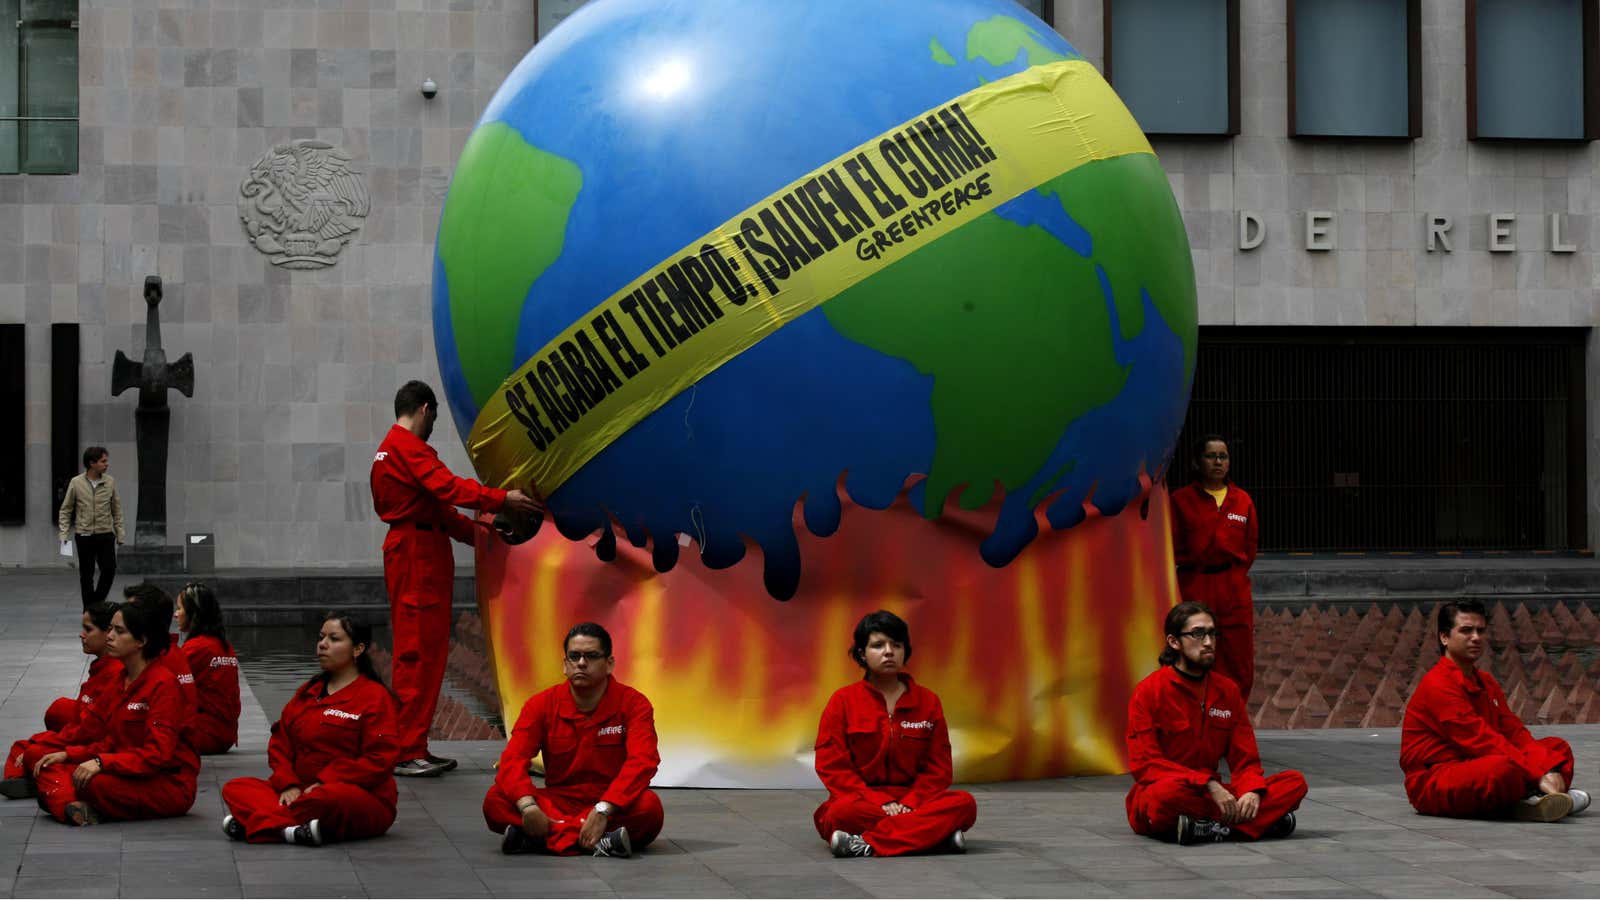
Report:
813,610,977,857
175,583,241,754
220,613,400,846
32,602,200,825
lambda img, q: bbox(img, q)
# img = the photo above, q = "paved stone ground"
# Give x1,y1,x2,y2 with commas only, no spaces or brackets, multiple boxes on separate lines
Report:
1,572,1599,898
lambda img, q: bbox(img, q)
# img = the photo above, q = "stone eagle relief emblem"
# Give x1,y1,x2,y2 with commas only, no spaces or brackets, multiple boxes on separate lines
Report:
238,140,370,269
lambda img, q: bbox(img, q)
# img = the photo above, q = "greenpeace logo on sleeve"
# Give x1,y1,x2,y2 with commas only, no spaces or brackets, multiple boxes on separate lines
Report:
597,725,625,736
211,657,239,668
178,674,195,684
324,708,362,721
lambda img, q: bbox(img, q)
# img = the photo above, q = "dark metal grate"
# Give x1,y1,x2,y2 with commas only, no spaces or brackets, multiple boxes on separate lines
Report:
1166,327,1588,551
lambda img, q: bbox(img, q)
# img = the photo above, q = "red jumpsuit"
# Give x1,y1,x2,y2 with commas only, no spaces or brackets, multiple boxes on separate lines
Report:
371,423,507,760
181,634,241,754
8,656,122,779
35,662,199,822
1169,482,1259,699
812,675,978,856
1125,665,1306,840
483,676,663,855
1401,656,1575,818
221,674,401,843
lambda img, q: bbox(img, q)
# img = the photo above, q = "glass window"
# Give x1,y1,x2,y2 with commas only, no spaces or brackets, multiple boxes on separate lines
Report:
1105,0,1237,136
1015,0,1053,26
536,0,590,42
1,0,78,174
1470,0,1593,141
1291,0,1418,138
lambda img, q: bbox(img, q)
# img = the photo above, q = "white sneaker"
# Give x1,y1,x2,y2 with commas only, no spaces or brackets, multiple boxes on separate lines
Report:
1568,789,1590,816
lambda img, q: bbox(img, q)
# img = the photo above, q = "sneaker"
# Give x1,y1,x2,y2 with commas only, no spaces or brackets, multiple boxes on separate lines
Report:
222,814,246,842
0,777,37,800
426,754,459,772
1176,814,1231,845
944,829,967,854
593,826,631,858
1265,811,1296,839
63,800,99,827
394,758,447,778
1513,793,1573,823
501,824,533,855
829,830,873,858
284,820,322,846
1569,789,1590,816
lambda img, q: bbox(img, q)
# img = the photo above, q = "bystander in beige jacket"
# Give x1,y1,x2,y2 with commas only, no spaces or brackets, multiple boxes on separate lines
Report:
57,473,125,544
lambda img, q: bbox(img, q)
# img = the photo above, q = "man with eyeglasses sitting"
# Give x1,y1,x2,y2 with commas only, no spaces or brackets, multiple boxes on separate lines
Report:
1401,599,1588,822
1124,602,1307,845
483,623,662,858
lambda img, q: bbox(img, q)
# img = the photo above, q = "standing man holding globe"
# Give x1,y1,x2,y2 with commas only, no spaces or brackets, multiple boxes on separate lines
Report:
1169,435,1259,700
371,381,542,777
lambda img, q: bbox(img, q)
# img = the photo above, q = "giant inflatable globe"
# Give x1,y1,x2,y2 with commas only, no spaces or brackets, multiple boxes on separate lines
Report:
434,0,1196,786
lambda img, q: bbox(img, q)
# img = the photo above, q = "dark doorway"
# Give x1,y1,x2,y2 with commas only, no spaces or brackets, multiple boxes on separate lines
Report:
1166,327,1588,551
0,324,22,523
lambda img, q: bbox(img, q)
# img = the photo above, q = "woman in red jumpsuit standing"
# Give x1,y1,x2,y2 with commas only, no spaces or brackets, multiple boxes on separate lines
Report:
814,610,977,857
220,613,401,846
1169,435,1260,700
0,602,121,799
32,602,199,825
175,583,241,754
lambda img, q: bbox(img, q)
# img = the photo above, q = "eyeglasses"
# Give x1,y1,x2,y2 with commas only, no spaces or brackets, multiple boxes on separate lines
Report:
1202,453,1229,461
1178,628,1219,642
565,650,607,663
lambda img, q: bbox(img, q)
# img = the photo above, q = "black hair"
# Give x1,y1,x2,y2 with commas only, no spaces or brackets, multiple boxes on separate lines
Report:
177,582,232,652
1191,434,1229,465
83,601,117,632
82,446,108,469
1159,601,1213,667
301,611,391,694
113,601,169,660
1436,599,1489,654
394,380,437,418
564,622,613,657
122,582,175,635
850,610,912,669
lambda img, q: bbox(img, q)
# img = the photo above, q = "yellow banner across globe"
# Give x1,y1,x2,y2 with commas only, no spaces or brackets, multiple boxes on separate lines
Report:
468,58,1152,494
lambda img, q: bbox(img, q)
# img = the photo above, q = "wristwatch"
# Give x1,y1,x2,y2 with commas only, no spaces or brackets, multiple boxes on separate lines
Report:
594,801,614,817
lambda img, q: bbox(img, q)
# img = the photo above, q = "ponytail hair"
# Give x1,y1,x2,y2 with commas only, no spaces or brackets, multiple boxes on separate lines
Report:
177,582,232,652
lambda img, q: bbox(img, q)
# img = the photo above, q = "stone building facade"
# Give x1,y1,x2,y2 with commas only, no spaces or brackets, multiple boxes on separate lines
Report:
3,0,1598,567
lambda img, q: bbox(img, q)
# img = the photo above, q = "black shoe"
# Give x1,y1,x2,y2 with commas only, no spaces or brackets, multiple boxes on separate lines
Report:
426,754,459,772
1265,811,1296,839
829,830,873,857
944,830,967,854
64,800,99,827
593,826,631,858
0,777,37,800
502,824,534,855
394,758,447,778
284,820,322,846
1176,814,1230,845
222,814,246,842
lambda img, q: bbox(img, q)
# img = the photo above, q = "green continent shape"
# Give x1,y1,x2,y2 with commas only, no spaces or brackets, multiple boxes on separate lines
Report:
438,121,582,409
930,37,957,66
1039,154,1198,375
821,206,1129,517
964,14,1074,67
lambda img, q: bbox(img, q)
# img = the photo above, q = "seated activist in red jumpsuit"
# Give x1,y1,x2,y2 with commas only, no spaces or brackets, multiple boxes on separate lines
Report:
32,602,200,825
485,623,662,858
1169,435,1259,700
221,613,401,846
0,602,121,800
815,610,977,858
1402,598,1589,822
120,583,201,752
175,582,241,755
371,380,542,778
1126,602,1305,845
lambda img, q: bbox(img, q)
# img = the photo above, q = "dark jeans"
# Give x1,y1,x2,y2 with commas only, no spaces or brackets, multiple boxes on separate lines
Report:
74,532,117,609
